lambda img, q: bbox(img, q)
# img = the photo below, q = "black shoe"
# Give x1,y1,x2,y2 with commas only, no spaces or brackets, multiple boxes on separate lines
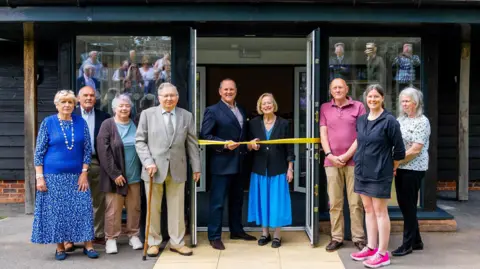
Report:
230,232,257,241
271,238,282,248
392,245,413,257
413,242,424,250
354,241,367,251
209,239,225,250
325,240,343,252
258,234,272,246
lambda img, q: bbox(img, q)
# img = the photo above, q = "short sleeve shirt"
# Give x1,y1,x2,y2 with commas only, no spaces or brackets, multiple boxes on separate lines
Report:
397,115,431,171
320,97,366,166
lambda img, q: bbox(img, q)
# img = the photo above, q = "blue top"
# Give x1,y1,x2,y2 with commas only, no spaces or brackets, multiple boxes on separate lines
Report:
34,114,92,174
115,121,141,184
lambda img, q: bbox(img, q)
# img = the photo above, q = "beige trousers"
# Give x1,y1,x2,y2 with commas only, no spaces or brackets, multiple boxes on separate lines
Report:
144,173,185,248
89,157,105,238
325,166,365,243
104,183,141,240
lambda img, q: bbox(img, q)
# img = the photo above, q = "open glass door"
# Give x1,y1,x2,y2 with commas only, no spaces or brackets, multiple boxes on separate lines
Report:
305,29,321,247
188,27,198,247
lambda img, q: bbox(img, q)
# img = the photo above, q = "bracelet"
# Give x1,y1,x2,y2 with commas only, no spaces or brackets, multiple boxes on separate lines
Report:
35,174,44,179
82,168,88,172
288,168,294,172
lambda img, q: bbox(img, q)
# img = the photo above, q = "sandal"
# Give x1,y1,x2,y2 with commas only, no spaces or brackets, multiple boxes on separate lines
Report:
271,238,282,248
258,234,272,246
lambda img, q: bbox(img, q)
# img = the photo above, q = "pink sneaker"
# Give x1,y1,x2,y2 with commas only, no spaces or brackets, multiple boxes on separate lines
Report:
350,246,378,261
363,252,391,268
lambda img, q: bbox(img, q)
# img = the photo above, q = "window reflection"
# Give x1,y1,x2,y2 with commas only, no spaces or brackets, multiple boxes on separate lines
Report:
76,36,172,118
328,37,421,116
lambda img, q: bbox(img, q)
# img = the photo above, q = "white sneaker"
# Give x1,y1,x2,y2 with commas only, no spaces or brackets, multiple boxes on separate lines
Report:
129,236,143,250
105,239,118,254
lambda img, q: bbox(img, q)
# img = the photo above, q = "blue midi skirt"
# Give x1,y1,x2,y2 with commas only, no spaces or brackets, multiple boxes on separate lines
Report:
31,173,95,244
247,172,292,228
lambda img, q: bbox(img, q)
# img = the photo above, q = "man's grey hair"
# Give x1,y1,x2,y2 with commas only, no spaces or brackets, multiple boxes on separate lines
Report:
111,94,133,115
157,82,179,96
83,63,95,72
398,86,424,118
89,51,98,57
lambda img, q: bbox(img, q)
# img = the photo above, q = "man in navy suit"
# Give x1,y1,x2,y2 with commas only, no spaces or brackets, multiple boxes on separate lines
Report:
71,86,110,247
200,78,256,250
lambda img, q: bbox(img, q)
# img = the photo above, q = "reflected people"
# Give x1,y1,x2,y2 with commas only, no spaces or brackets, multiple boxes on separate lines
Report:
31,90,99,260
393,43,421,90
329,42,351,81
247,93,295,248
392,87,430,257
365,42,386,88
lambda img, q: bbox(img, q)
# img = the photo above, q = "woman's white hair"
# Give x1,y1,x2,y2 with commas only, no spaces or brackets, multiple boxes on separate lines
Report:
111,94,133,115
398,86,424,118
54,89,76,105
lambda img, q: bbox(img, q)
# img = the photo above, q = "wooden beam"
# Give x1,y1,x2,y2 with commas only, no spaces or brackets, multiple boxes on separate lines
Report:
423,33,439,211
23,22,37,214
457,24,471,201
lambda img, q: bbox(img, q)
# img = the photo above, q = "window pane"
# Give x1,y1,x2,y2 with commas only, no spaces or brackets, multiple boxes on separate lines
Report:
75,36,172,119
328,37,421,116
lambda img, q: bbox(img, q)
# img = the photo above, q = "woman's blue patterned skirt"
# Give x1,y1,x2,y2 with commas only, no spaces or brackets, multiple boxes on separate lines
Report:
31,173,94,244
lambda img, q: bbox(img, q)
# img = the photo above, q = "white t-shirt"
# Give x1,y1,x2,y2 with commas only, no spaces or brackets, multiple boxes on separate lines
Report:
397,115,431,171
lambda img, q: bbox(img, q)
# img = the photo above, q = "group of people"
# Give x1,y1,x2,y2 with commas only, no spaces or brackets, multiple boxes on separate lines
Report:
30,75,430,268
321,78,430,268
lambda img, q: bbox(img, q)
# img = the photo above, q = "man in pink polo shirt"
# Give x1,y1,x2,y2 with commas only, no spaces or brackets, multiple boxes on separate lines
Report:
320,78,366,252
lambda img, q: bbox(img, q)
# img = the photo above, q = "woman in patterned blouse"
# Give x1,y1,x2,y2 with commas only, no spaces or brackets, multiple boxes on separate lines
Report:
392,87,430,257
31,90,99,260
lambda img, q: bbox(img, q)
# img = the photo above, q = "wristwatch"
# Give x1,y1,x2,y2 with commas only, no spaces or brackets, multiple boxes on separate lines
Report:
325,152,332,157
82,168,89,173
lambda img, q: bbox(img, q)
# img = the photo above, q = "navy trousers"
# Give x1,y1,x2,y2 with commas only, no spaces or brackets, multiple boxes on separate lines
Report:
208,173,245,241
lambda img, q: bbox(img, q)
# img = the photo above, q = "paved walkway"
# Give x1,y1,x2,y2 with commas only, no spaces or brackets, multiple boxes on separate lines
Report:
1,191,480,268
153,232,344,269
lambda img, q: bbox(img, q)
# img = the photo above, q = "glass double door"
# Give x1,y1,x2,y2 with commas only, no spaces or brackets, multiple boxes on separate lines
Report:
188,28,321,247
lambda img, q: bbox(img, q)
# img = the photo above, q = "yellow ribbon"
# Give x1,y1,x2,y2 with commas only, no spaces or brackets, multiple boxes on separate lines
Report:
198,138,321,145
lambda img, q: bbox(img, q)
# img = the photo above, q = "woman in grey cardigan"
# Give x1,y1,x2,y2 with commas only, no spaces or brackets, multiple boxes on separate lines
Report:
97,94,143,254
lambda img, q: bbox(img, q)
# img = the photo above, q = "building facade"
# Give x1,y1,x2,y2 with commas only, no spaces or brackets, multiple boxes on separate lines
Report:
0,0,479,245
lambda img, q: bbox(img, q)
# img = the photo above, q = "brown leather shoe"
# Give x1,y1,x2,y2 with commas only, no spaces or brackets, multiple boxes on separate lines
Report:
209,239,225,250
170,246,193,256
147,245,160,257
354,241,367,251
325,240,343,252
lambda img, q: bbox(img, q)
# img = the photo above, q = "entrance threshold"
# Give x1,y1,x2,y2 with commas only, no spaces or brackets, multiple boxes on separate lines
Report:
197,227,307,232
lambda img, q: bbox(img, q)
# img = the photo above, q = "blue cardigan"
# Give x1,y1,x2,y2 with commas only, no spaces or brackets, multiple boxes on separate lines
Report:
354,110,406,184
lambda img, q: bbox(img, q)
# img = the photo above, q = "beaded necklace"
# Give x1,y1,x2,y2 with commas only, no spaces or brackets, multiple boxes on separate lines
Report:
58,116,75,150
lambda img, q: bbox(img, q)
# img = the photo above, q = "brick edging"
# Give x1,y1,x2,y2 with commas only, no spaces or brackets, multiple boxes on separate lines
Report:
437,180,480,191
0,180,25,203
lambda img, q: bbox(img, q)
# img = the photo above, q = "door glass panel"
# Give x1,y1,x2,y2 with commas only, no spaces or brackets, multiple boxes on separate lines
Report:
328,37,422,206
75,36,171,116
294,67,307,193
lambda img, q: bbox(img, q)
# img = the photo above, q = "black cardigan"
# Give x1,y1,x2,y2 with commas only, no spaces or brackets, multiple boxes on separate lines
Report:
248,116,295,177
354,110,406,184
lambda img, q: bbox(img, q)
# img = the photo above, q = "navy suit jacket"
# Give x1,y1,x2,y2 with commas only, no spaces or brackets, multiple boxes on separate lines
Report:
76,76,100,92
200,101,248,175
74,107,111,156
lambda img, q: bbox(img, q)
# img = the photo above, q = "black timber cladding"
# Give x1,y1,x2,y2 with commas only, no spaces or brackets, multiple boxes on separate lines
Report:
0,24,57,180
469,25,480,180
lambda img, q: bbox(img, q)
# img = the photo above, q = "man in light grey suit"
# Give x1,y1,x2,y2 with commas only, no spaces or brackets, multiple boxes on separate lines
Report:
135,82,201,257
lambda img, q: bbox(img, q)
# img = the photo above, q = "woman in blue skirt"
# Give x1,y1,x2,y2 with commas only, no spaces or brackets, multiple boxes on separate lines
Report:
247,93,295,248
31,90,98,260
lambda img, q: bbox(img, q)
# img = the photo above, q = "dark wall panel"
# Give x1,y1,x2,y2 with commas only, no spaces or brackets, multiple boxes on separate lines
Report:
0,25,58,181
469,24,480,181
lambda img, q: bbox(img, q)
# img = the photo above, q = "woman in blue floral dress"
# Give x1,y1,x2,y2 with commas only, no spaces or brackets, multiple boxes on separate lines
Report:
31,90,99,260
